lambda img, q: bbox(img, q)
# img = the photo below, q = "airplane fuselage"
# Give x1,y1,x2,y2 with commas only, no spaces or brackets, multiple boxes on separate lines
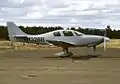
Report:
14,30,109,48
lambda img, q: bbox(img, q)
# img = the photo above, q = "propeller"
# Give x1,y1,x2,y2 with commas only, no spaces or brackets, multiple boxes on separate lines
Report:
103,28,107,52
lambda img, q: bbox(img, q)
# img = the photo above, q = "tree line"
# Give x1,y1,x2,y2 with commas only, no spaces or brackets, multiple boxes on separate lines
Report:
0,25,120,40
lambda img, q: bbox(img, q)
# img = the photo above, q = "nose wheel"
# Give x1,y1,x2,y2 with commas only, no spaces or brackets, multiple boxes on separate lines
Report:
93,45,96,52
54,48,73,57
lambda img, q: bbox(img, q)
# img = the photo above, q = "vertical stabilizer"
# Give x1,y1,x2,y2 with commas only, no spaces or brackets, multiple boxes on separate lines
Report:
7,21,26,37
7,21,27,47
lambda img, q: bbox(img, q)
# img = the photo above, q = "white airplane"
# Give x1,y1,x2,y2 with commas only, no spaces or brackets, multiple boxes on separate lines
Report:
7,22,110,57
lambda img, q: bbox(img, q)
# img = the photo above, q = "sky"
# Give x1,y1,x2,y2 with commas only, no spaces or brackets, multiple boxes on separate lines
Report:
0,0,120,29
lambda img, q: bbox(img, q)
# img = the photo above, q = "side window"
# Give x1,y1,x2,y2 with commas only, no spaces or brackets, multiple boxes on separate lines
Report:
63,31,74,36
74,31,82,36
53,32,61,36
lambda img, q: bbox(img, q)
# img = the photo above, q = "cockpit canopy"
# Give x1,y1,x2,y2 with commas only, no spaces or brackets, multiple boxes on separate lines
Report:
53,30,83,37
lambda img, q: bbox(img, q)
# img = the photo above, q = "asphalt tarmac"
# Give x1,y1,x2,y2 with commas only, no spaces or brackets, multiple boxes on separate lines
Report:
0,47,120,84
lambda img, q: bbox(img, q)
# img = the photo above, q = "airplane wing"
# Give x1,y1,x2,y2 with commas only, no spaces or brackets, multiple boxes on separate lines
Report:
46,40,75,47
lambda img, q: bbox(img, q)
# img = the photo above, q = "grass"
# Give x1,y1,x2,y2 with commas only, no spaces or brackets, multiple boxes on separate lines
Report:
0,41,57,50
98,39,120,48
0,39,120,50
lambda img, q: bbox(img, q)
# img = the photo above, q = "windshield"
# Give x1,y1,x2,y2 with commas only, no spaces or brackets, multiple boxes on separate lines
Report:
74,31,83,36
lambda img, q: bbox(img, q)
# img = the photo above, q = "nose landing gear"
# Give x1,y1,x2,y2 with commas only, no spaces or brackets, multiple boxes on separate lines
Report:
93,45,96,52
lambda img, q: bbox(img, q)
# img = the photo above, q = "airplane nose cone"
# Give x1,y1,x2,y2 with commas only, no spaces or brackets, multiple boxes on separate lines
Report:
104,37,110,42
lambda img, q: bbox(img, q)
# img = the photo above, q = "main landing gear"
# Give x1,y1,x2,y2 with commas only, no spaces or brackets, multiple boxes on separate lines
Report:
54,48,73,58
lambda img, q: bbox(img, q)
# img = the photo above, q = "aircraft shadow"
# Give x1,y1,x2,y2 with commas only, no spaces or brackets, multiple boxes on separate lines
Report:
44,54,100,60
71,55,100,60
